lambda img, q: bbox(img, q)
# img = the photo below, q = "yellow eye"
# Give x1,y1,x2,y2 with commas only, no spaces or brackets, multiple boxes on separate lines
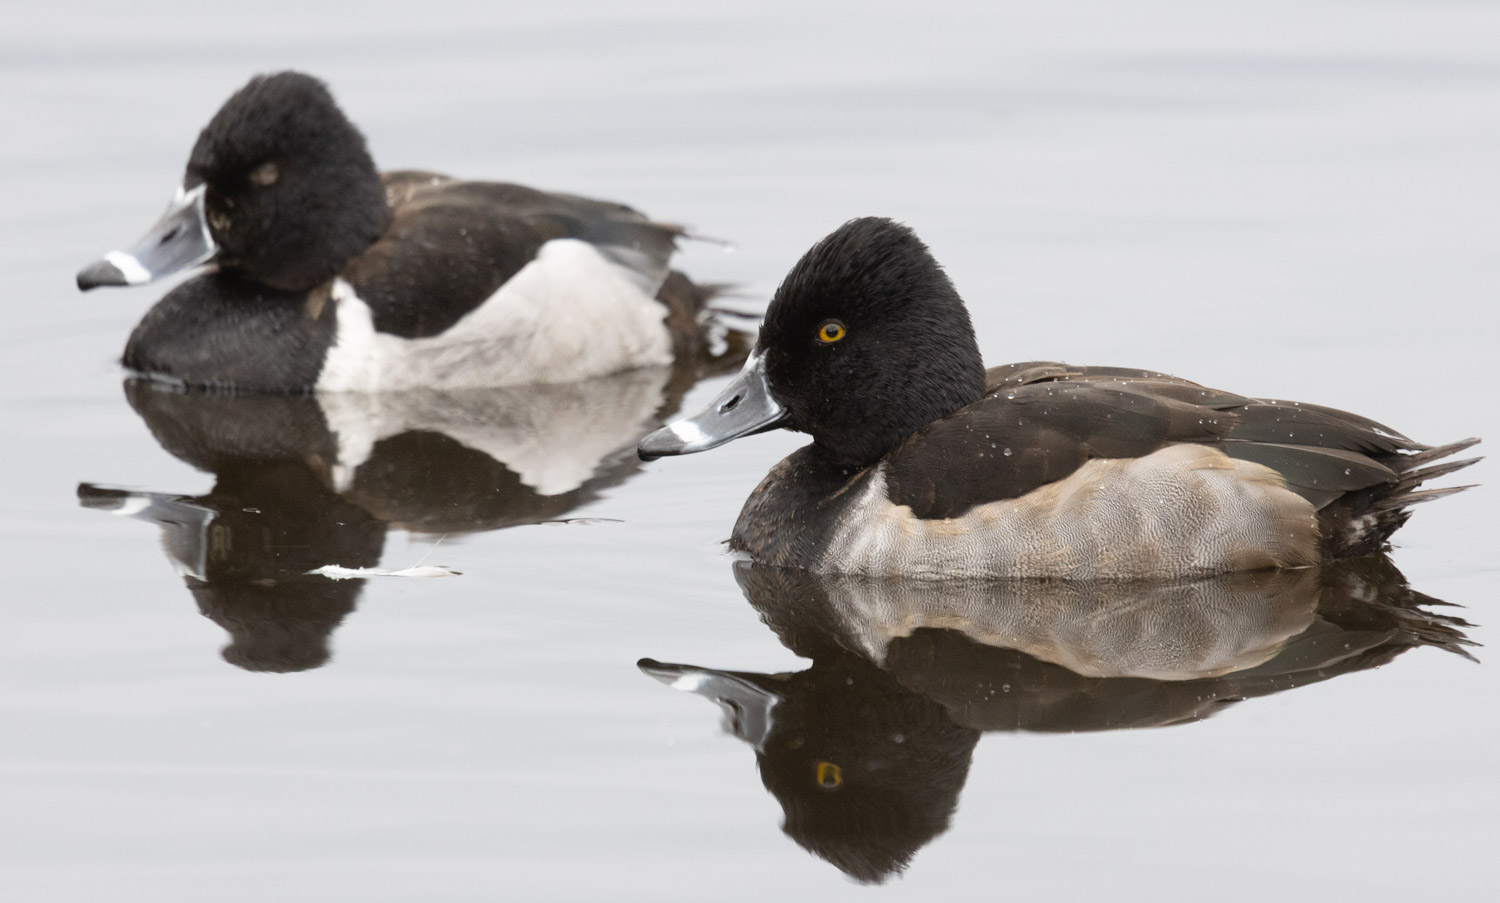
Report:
816,320,846,344
815,760,843,790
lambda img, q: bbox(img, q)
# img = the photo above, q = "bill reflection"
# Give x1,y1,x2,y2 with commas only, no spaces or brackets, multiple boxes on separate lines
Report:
79,353,744,672
642,558,1473,883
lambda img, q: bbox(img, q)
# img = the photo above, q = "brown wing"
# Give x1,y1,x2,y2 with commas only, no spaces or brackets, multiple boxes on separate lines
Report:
884,362,1430,519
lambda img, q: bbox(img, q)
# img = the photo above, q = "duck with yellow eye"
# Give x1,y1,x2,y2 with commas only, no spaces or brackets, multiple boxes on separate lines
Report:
639,217,1479,580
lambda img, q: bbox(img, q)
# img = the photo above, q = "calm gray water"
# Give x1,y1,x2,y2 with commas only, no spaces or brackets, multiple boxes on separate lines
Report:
2,1,1497,900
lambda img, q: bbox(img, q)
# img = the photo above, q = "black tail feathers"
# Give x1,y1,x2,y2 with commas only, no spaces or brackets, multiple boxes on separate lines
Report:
1320,438,1481,558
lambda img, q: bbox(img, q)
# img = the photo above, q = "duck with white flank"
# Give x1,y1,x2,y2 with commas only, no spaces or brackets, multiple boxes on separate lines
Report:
77,71,734,393
639,217,1480,580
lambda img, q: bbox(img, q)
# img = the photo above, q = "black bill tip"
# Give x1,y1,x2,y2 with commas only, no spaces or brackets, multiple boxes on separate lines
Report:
637,426,689,461
77,259,128,291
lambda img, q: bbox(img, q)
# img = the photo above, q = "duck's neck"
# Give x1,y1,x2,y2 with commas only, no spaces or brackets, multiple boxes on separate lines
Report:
812,342,985,469
241,175,391,292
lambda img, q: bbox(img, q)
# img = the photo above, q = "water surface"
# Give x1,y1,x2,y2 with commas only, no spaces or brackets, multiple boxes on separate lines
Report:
2,1,1497,900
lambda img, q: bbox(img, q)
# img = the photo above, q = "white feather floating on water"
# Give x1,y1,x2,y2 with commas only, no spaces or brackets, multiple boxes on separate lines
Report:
308,565,461,580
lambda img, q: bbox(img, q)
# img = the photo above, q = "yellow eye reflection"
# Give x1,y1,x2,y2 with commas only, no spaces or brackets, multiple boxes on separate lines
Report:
816,319,847,344
815,760,843,790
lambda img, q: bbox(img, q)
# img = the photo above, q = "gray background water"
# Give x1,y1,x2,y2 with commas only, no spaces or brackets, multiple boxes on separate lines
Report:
2,1,1497,899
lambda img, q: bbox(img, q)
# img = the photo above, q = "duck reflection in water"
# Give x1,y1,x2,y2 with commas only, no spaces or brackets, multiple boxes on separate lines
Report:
78,350,746,672
641,558,1472,883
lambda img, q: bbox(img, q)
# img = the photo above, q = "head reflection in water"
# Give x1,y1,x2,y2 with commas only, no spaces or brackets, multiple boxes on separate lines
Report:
79,356,742,671
643,652,979,883
81,457,385,673
195,579,365,672
642,557,1472,882
753,657,979,883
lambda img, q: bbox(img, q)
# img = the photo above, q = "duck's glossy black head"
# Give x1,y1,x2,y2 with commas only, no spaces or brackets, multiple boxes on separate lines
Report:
77,71,390,294
639,218,986,467
760,218,986,464
187,71,390,291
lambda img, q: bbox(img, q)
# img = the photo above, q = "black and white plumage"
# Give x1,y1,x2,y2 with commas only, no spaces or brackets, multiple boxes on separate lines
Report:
77,358,725,670
77,71,736,392
639,217,1480,579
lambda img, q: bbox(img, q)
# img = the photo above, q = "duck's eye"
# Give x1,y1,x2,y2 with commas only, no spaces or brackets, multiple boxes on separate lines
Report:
249,162,280,187
815,319,847,344
815,760,843,790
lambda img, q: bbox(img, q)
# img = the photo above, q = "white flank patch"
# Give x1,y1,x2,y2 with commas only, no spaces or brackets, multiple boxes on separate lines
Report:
309,564,460,580
316,239,674,392
104,251,152,285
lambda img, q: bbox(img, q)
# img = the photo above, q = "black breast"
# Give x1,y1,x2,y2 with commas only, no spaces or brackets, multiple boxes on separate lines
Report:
123,273,337,393
731,446,871,568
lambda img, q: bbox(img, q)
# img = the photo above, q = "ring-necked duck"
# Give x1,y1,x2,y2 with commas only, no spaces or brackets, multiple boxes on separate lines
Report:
639,217,1480,580
77,71,738,392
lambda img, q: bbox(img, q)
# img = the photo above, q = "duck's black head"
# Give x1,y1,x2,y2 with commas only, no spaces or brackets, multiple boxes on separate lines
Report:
639,218,986,468
187,72,390,291
77,71,391,294
760,218,986,465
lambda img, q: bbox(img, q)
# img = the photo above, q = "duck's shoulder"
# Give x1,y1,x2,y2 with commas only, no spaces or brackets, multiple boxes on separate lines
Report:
340,172,687,339
884,363,1241,519
124,274,336,392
